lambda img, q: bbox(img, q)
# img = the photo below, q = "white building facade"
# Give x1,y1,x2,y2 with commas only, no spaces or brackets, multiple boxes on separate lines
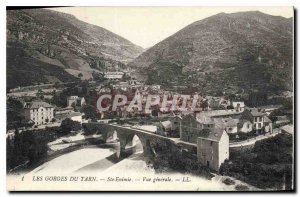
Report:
24,101,54,126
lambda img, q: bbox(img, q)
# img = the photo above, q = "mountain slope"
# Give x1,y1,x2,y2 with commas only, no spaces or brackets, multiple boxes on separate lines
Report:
7,8,143,89
129,11,293,95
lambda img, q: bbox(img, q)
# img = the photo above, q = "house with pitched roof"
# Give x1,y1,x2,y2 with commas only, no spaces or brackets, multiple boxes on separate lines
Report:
24,101,54,126
197,128,229,171
67,96,86,107
156,115,181,137
240,108,273,133
180,114,215,143
237,119,253,133
214,118,239,134
232,101,245,112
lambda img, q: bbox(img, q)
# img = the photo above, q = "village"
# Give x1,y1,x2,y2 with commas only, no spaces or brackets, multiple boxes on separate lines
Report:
6,69,294,190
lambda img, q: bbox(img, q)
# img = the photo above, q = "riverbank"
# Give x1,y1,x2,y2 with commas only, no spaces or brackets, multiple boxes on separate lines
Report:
8,147,241,191
8,133,259,191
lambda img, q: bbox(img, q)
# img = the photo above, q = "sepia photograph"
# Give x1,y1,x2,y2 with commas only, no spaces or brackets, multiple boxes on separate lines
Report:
5,6,294,191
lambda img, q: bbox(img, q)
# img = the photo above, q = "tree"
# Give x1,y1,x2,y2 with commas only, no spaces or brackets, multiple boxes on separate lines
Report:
247,92,268,107
92,71,104,82
7,97,26,130
7,130,49,171
81,105,100,120
122,74,131,81
38,88,43,94
54,81,60,88
201,100,209,110
61,118,81,133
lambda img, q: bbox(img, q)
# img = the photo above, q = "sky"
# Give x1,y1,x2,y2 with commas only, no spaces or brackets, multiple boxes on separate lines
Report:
50,7,293,48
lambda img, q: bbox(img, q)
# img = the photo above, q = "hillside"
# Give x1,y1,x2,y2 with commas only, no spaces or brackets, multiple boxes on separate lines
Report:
7,8,143,89
129,11,293,96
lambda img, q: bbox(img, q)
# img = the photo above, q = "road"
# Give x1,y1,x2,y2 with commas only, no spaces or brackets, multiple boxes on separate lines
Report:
229,129,280,148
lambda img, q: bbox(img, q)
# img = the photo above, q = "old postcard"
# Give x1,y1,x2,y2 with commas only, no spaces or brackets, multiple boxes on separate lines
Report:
6,6,294,191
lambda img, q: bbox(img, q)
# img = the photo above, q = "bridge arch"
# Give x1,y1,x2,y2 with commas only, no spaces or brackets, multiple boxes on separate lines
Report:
82,123,165,159
115,131,156,159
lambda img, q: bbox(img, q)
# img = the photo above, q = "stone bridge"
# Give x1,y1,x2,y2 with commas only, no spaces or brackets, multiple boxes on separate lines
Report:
82,123,181,159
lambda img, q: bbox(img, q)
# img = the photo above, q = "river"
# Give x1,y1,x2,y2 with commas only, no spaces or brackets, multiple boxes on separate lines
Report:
7,137,241,191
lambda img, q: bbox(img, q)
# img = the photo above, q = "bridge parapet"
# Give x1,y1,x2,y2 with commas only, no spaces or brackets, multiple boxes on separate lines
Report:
83,122,192,159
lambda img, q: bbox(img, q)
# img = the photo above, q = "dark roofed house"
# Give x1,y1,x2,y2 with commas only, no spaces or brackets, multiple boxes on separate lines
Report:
214,118,239,134
156,116,181,137
197,128,229,171
156,120,172,137
180,114,215,144
240,108,273,133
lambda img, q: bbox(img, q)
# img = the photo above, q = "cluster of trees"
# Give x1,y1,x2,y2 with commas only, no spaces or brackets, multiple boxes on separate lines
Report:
151,144,214,180
51,84,88,107
220,134,293,190
269,99,293,124
7,119,83,172
7,130,48,172
7,98,35,130
246,92,268,107
61,118,81,133
80,105,101,121
92,71,105,82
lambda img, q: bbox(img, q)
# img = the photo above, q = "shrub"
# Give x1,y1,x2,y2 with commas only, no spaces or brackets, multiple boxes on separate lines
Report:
235,184,249,191
222,178,235,185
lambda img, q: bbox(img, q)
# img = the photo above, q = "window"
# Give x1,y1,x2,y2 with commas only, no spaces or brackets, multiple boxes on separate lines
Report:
258,123,262,129
210,141,213,146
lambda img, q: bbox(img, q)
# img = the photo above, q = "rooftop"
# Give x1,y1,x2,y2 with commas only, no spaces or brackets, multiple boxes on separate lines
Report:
197,109,242,118
25,101,53,109
198,128,226,142
160,120,172,129
280,124,293,135
196,114,214,124
214,117,239,128
247,108,266,116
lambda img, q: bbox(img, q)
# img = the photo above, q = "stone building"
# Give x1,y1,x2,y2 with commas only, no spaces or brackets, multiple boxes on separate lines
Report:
197,128,229,171
180,114,214,143
24,101,54,126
